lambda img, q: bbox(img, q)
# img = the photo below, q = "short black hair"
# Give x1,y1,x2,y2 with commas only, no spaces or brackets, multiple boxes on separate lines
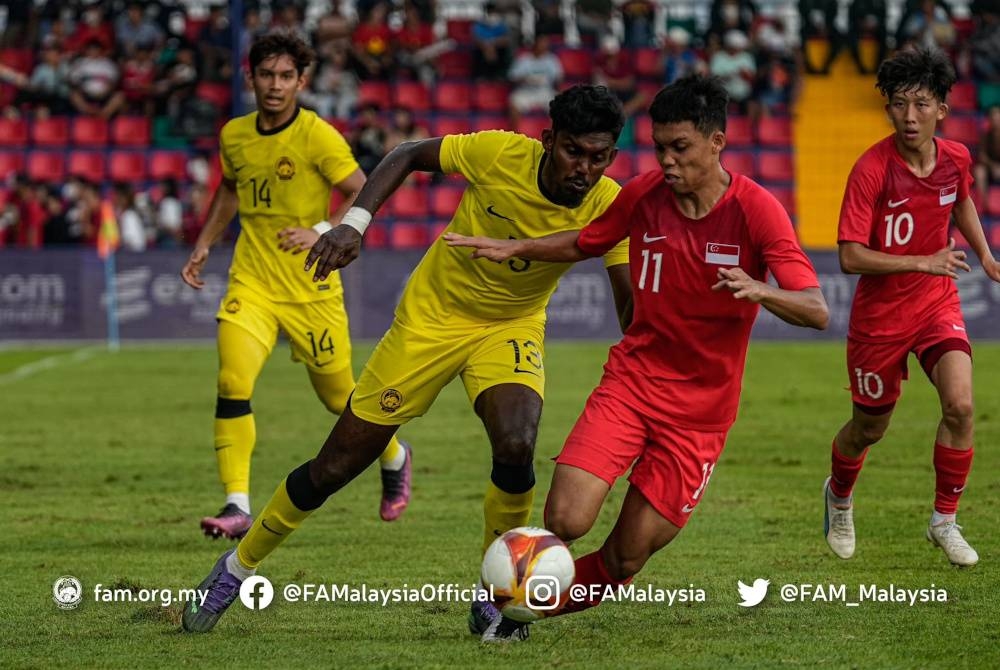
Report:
875,46,955,102
648,75,729,135
248,32,314,76
548,85,625,141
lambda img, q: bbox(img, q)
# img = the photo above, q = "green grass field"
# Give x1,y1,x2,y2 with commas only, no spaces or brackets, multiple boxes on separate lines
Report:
1,342,998,669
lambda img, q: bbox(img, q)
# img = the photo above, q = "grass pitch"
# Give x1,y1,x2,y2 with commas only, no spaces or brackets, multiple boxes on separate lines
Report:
1,342,998,669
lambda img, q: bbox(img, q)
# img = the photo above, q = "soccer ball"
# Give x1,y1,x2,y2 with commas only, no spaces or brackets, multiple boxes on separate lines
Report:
481,526,575,622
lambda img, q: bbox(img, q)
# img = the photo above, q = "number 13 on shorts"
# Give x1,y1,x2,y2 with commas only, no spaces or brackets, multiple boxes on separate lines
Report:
507,339,542,376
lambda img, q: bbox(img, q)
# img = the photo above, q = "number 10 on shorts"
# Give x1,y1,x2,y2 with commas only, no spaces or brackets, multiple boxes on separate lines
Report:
854,367,884,400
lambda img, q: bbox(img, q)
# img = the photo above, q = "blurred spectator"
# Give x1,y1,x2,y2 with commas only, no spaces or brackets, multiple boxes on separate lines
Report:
154,42,199,121
799,0,840,74
594,36,647,119
847,0,888,75
351,1,394,81
350,103,389,175
710,30,756,112
68,40,126,118
975,106,1000,203
896,0,956,51
313,8,351,60
6,178,46,249
240,7,266,63
384,105,430,154
660,27,707,84
113,181,147,252
393,3,452,86
299,47,358,120
707,0,757,52
65,178,101,245
270,2,310,43
0,40,71,116
183,181,210,243
0,0,33,48
42,186,78,246
121,42,157,116
66,3,115,55
197,5,233,82
576,0,613,47
968,8,1000,82
621,0,656,48
115,1,165,58
533,0,565,40
752,20,801,120
508,34,563,128
155,178,184,248
472,2,513,80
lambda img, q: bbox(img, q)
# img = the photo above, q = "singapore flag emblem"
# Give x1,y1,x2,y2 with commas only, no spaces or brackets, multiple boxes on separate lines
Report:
705,243,740,265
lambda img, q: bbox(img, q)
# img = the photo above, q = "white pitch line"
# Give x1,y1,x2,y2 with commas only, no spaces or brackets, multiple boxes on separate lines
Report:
0,348,98,384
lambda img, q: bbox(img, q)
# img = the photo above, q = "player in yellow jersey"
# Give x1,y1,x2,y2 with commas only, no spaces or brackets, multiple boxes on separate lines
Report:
182,85,631,637
180,33,411,541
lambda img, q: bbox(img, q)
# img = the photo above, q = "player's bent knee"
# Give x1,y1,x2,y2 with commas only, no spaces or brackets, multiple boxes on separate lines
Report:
941,397,974,431
491,429,536,465
544,507,593,543
217,368,254,400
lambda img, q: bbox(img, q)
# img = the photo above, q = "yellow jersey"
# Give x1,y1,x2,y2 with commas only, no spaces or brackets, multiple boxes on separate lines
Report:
396,130,628,325
220,106,359,303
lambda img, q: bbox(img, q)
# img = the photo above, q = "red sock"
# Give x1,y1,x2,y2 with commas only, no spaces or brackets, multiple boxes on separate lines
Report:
829,440,868,499
555,549,632,617
933,443,973,515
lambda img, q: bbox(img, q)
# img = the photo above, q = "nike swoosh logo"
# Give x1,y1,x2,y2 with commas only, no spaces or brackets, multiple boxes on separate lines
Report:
952,324,966,331
486,205,515,223
887,198,909,208
234,165,246,172
261,519,284,536
643,233,667,243
952,485,966,493
214,444,231,452
681,504,695,514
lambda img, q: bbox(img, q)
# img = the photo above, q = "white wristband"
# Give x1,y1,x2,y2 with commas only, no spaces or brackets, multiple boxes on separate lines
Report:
340,206,373,236
312,220,333,235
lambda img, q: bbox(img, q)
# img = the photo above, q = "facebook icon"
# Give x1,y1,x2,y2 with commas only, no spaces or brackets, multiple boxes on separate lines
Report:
239,576,274,610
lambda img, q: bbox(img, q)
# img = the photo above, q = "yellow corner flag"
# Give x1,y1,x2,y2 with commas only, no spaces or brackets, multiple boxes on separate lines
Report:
97,199,120,259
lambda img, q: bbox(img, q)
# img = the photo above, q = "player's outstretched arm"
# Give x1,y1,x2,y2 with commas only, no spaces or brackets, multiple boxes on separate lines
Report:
304,139,444,281
278,168,367,255
951,197,1000,282
443,230,589,263
839,240,971,279
712,267,829,330
181,177,238,289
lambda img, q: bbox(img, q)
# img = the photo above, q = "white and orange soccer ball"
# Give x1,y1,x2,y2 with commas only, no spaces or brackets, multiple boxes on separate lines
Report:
480,526,575,622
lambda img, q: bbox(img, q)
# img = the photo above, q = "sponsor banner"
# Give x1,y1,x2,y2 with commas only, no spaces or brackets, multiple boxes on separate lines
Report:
2,250,999,341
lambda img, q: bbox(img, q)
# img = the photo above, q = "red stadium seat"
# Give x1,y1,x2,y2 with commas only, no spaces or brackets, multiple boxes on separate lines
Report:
0,117,28,146
358,81,392,109
0,48,34,73
604,150,634,183
949,81,977,112
196,81,232,109
431,116,471,136
0,151,24,180
436,50,473,79
516,115,548,140
634,48,661,80
636,150,659,173
111,116,151,146
70,116,109,146
430,185,464,218
433,81,473,113
941,115,982,147
474,81,510,113
26,151,65,182
446,20,474,42
757,116,792,146
387,186,428,219
988,187,1000,217
430,220,450,239
362,224,389,248
67,150,107,180
722,151,755,178
557,49,593,81
633,114,654,147
326,117,350,134
392,81,431,112
389,222,431,249
726,115,754,147
472,113,509,132
149,151,188,180
769,186,796,217
757,152,794,182
30,116,69,146
108,151,148,181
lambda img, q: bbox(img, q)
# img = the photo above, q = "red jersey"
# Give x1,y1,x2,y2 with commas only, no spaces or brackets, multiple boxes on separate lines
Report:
838,135,973,342
578,170,819,431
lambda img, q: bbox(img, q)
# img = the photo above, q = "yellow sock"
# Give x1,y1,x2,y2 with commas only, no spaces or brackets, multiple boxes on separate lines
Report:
237,477,314,569
482,482,534,556
378,436,405,469
214,413,256,496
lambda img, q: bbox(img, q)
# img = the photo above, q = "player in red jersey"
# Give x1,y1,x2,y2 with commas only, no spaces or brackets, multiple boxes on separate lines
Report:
446,74,829,640
823,48,1000,567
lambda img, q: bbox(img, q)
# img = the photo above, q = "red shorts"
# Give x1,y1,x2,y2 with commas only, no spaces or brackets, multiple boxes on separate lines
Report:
847,306,971,411
554,384,727,529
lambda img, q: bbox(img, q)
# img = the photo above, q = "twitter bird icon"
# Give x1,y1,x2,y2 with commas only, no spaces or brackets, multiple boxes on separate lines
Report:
737,579,769,607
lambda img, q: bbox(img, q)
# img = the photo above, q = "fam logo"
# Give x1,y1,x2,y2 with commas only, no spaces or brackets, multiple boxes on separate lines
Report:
53,575,83,610
224,297,241,313
379,388,403,413
275,157,296,180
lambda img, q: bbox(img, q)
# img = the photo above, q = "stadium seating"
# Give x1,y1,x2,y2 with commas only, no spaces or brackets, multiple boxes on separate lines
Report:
517,115,548,140
757,152,795,183
392,81,431,112
722,151,755,178
389,222,431,248
108,151,148,181
387,186,428,219
473,81,510,113
67,150,107,180
949,81,978,113
110,116,151,146
636,150,659,173
633,114,653,147
0,117,28,146
436,50,473,79
432,81,473,113
769,186,796,217
558,49,593,81
431,116,471,136
725,115,754,147
0,151,24,180
71,116,110,146
988,187,1000,218
358,81,392,109
30,117,69,146
604,151,634,183
430,185,464,218
634,48,661,80
26,151,65,182
445,20,474,42
472,113,508,132
362,224,389,248
149,151,189,181
941,115,981,147
757,117,792,146
195,81,232,109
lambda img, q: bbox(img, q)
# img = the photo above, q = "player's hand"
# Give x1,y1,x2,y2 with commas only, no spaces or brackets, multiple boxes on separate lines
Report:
923,238,971,279
981,255,1000,283
711,267,769,303
181,246,209,289
277,227,319,255
304,224,362,281
443,232,518,263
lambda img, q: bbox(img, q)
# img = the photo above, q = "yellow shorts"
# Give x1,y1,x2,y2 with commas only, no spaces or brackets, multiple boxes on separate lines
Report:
215,281,352,374
351,317,546,425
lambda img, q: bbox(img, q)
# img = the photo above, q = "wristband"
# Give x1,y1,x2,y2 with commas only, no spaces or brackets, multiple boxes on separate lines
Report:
340,206,373,236
312,220,333,235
